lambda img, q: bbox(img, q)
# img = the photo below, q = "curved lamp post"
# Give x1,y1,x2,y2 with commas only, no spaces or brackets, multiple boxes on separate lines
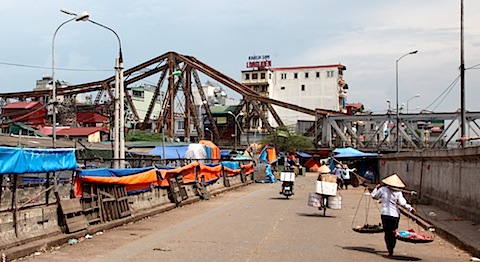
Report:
205,127,213,141
52,11,90,148
62,9,124,168
228,111,243,151
396,50,418,152
406,94,420,113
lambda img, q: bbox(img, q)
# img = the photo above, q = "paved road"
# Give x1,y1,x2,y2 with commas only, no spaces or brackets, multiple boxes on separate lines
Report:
16,173,471,262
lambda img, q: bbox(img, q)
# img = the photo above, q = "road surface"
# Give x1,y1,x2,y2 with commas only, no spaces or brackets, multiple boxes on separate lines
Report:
15,172,471,261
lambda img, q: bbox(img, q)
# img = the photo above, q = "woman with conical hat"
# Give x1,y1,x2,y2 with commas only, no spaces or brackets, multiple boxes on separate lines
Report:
370,173,416,257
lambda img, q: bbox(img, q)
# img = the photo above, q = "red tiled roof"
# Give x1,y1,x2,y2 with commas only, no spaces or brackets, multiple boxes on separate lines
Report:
39,126,108,137
346,103,364,110
76,112,109,123
3,101,42,109
57,127,108,137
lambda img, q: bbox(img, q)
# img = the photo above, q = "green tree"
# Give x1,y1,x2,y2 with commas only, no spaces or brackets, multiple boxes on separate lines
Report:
261,127,314,152
125,130,165,142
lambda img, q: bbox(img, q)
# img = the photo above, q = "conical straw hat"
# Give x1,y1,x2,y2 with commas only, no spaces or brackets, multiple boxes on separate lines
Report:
381,174,406,188
319,165,331,174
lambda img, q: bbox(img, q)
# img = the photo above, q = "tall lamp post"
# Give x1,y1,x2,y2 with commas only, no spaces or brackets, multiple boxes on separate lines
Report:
406,94,420,113
205,127,213,141
228,111,243,151
61,9,125,168
52,11,90,148
396,50,418,152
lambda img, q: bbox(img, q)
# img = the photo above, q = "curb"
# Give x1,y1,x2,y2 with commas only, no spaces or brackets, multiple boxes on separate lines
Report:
400,206,480,257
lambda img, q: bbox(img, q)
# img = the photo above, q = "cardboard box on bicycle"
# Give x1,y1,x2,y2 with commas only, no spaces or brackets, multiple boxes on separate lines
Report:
316,181,337,196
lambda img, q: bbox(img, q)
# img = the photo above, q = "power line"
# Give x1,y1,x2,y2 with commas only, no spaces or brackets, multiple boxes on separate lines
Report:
0,61,112,72
424,75,460,111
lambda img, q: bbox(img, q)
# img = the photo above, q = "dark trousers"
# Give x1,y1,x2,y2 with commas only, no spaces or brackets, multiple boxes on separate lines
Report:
336,178,344,189
381,215,400,255
344,179,351,189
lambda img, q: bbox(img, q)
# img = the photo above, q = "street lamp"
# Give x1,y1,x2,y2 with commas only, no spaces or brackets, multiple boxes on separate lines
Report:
396,50,418,152
52,11,90,148
386,99,391,113
228,111,243,151
61,9,124,168
406,94,420,113
205,127,213,141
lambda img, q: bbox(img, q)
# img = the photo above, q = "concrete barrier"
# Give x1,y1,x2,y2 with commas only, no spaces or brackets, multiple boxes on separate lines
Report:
379,146,480,224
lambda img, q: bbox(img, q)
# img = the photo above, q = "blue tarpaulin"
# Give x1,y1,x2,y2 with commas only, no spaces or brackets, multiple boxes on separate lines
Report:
77,167,153,178
296,151,312,158
149,145,189,159
0,146,77,174
333,147,377,159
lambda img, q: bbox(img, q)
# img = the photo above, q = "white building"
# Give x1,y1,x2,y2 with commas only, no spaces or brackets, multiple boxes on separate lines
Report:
241,64,348,128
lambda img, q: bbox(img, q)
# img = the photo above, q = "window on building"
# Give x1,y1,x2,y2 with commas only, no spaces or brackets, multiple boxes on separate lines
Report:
294,73,298,79
301,85,305,91
269,73,272,79
245,73,250,80
178,121,185,130
316,72,320,78
305,72,309,78
132,90,143,98
281,86,285,90
252,73,258,80
260,72,266,79
327,70,334,77
281,73,287,79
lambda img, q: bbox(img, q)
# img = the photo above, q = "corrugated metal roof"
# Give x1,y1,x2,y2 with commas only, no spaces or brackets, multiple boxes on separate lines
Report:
76,112,108,123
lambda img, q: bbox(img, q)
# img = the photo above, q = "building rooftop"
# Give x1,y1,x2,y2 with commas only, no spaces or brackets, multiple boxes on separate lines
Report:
2,101,43,109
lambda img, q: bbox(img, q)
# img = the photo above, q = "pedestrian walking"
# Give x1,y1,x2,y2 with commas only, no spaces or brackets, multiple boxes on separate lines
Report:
342,164,355,190
332,164,344,189
370,173,416,257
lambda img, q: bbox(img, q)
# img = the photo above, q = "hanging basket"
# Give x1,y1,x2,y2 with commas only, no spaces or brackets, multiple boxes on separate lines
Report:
352,223,383,234
394,229,434,243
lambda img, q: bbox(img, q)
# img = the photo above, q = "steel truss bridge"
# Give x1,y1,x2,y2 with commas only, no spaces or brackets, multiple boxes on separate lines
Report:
312,111,480,152
0,51,478,151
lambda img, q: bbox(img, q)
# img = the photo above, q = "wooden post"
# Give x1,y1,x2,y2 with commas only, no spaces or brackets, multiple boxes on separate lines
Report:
12,175,19,238
45,172,50,205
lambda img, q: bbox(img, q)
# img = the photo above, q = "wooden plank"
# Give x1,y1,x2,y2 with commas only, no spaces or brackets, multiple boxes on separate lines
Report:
61,199,84,215
65,215,87,233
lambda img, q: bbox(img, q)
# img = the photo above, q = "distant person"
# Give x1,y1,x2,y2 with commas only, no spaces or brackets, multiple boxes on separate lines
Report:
332,164,344,189
369,173,416,257
342,164,355,190
365,167,375,182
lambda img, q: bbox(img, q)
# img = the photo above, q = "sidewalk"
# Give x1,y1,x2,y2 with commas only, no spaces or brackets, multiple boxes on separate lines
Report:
411,204,480,258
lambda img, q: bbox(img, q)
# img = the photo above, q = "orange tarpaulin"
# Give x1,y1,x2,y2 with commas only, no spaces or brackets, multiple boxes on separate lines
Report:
75,161,254,197
266,147,276,163
199,140,220,163
74,168,159,198
305,159,321,169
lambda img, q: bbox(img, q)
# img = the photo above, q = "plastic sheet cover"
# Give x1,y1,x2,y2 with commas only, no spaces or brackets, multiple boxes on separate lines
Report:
0,146,77,174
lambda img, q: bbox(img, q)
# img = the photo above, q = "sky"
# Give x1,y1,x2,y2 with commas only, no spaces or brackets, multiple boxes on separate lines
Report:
0,1,479,114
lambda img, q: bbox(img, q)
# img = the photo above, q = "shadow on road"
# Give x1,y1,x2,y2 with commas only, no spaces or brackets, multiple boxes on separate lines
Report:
296,212,336,218
269,197,294,200
340,246,421,261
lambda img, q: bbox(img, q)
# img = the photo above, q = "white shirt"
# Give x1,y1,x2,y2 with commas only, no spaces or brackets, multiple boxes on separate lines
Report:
343,168,354,179
371,186,413,217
